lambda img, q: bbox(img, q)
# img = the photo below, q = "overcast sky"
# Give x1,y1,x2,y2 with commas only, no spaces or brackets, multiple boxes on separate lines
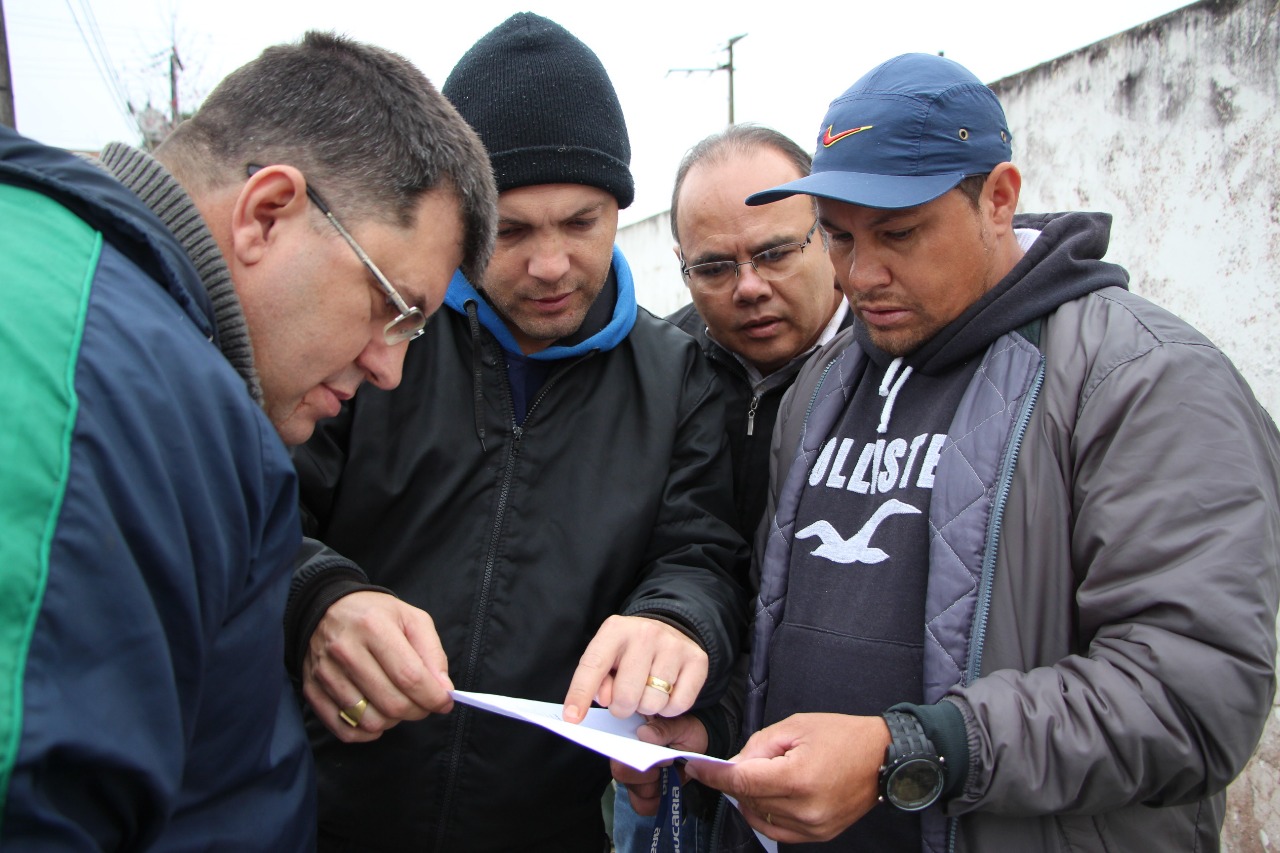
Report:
6,0,1193,224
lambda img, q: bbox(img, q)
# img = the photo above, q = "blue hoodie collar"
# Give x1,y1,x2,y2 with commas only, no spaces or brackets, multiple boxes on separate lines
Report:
443,244,638,360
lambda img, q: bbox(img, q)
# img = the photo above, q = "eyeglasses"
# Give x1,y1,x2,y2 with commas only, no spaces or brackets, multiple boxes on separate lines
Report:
246,165,426,345
680,220,820,293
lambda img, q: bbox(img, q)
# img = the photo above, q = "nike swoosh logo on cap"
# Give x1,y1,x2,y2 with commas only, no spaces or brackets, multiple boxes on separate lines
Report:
822,124,874,146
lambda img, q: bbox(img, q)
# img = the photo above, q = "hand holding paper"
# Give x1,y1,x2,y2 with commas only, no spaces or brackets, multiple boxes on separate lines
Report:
451,690,777,853
561,615,708,723
449,690,728,772
612,714,710,816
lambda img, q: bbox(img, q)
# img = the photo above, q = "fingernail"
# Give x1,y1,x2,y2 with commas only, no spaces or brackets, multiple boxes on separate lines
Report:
564,705,580,722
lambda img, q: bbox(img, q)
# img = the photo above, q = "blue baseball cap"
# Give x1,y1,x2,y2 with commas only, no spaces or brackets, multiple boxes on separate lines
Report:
747,53,1012,210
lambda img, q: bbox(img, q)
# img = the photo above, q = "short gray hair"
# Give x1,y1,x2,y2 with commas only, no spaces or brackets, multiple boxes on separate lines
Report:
158,31,496,282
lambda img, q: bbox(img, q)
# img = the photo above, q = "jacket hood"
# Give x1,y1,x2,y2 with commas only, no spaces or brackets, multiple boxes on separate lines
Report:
859,211,1129,374
0,127,216,341
443,244,638,360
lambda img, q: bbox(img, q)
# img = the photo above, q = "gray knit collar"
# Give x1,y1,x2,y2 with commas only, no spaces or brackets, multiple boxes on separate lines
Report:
98,143,264,406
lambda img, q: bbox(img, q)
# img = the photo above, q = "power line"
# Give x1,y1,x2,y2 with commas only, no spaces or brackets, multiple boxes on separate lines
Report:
69,0,131,113
62,0,141,135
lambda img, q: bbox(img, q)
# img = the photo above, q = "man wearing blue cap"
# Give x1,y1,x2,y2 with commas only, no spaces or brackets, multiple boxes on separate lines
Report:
667,52,1280,851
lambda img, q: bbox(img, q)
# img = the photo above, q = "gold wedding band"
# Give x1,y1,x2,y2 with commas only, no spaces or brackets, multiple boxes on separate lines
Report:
645,675,674,694
765,813,773,826
339,697,369,728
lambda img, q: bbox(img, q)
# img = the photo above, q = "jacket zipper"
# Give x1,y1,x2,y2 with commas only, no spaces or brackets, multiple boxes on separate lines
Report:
946,356,1045,853
435,348,595,850
802,356,841,431
704,338,757,439
435,377,520,852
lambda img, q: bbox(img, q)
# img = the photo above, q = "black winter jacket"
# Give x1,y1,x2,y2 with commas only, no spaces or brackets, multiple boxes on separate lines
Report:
289,260,747,852
667,301,851,545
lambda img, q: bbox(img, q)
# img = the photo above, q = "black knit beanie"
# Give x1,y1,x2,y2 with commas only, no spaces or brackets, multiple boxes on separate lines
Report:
442,12,634,209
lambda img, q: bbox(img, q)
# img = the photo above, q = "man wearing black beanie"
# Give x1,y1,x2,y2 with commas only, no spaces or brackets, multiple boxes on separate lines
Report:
288,13,748,853
441,12,635,208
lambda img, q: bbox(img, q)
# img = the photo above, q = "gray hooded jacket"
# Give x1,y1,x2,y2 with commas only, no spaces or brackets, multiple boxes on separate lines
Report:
749,211,1280,852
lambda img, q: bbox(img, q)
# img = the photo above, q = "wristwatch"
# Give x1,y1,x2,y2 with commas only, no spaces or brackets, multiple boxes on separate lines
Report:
878,711,946,812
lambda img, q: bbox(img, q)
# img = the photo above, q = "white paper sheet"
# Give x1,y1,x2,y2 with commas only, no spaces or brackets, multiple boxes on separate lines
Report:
449,690,778,852
450,689,731,771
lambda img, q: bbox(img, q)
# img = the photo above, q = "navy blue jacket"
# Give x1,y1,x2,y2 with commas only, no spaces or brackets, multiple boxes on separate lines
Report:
0,127,315,850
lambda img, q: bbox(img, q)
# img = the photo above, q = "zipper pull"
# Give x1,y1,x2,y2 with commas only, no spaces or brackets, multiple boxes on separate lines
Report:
747,394,760,437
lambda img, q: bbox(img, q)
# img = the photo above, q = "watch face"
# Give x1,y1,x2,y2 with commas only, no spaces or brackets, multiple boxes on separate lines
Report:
887,757,944,811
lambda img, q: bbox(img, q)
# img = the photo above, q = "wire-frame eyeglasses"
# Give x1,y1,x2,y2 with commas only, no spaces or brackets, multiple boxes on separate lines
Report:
680,220,820,293
246,165,426,344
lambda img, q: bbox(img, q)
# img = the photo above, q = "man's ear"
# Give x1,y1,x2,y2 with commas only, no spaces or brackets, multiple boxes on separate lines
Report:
983,163,1022,233
673,242,693,288
231,165,310,266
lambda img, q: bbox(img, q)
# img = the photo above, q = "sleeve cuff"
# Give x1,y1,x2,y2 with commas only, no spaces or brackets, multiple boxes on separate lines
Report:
284,552,392,679
627,611,704,647
889,699,969,802
689,704,732,760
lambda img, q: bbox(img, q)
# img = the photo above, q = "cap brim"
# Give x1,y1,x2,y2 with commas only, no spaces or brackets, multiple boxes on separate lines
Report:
746,170,966,210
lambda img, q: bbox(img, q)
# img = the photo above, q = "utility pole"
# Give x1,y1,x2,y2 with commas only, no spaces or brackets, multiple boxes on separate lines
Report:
168,45,183,128
724,33,745,125
669,33,748,127
0,0,16,128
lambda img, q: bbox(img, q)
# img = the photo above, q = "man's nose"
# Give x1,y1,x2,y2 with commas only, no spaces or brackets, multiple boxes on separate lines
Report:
358,336,406,391
528,235,571,282
733,262,774,303
844,246,889,293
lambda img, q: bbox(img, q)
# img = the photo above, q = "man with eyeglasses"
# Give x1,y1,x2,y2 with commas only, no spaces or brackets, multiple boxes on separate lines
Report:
0,32,494,850
668,126,848,546
287,13,746,853
611,125,848,853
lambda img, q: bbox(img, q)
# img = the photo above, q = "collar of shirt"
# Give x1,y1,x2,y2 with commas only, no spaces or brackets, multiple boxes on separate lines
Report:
713,297,851,395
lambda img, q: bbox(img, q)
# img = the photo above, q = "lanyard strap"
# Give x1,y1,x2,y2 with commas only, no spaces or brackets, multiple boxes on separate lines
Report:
647,765,684,853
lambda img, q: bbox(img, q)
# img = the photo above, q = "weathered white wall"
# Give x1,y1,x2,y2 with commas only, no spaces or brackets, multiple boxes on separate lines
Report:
994,0,1280,420
618,0,1280,848
617,209,686,318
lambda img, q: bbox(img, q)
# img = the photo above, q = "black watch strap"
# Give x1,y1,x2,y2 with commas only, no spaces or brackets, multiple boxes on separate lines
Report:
879,710,946,811
884,711,933,760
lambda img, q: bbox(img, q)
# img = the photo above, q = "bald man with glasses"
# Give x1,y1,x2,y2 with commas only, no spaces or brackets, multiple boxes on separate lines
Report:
667,125,848,545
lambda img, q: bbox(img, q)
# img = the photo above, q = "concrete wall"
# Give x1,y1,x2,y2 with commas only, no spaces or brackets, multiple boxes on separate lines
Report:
618,1,1280,848
994,0,1280,419
617,209,685,318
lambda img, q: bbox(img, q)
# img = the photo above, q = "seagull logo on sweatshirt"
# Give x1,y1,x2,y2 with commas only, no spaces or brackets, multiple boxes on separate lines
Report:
795,499,921,564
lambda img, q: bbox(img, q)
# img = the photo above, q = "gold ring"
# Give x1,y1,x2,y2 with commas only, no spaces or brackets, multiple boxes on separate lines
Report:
645,675,674,695
765,812,773,826
339,697,369,728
